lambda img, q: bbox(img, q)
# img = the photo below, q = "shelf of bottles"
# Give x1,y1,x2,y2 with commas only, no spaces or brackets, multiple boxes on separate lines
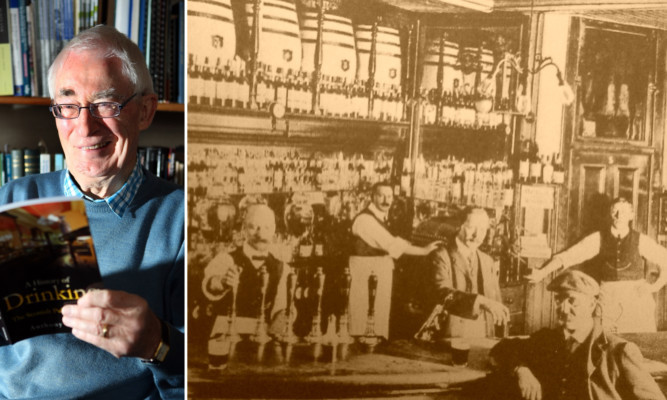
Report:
408,155,514,210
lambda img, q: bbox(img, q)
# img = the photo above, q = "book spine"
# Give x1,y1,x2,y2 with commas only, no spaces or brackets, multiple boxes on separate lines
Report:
39,152,51,173
113,0,129,37
54,153,64,170
8,0,23,95
0,152,4,185
17,0,30,96
10,148,23,179
3,147,11,182
0,0,12,95
25,0,38,96
177,0,183,104
23,147,38,175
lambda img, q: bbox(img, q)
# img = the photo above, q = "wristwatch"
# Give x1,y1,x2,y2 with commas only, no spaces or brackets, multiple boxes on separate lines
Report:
141,318,170,365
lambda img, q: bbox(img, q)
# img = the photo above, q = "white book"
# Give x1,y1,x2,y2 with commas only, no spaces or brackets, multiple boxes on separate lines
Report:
114,0,130,38
39,153,51,173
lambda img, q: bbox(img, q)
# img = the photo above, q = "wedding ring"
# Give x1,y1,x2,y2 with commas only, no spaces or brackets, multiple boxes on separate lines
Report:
101,324,109,338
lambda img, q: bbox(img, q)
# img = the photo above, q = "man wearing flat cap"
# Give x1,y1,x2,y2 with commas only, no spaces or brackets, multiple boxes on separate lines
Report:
486,270,664,400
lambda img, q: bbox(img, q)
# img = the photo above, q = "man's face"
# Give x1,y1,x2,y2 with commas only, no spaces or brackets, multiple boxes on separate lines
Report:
372,186,394,213
610,201,634,231
244,208,276,252
52,50,152,185
554,290,596,332
457,211,489,250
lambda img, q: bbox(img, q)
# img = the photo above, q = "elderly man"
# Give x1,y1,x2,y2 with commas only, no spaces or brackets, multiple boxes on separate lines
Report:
489,270,664,400
527,197,667,333
349,181,441,339
427,207,509,338
202,204,287,368
0,26,184,398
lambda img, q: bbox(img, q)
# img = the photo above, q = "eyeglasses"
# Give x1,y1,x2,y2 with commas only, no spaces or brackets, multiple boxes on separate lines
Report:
49,93,138,119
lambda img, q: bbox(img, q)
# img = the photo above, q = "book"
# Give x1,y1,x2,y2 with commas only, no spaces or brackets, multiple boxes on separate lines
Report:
8,0,23,95
17,0,31,96
23,147,38,175
10,148,23,180
0,196,103,345
54,153,64,170
0,0,13,95
39,152,51,173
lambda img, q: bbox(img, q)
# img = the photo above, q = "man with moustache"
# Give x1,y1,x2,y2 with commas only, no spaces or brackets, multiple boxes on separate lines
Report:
202,204,287,368
489,270,664,400
348,181,441,339
427,207,509,338
0,26,183,398
527,197,667,333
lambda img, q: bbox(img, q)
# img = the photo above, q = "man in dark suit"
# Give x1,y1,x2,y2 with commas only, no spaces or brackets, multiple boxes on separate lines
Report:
488,269,665,400
202,204,287,368
428,207,509,338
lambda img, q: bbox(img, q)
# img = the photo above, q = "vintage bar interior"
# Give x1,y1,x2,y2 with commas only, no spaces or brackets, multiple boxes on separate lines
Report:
187,0,667,398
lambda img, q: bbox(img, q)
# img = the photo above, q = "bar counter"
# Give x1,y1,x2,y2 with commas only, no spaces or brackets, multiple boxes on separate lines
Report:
188,338,497,399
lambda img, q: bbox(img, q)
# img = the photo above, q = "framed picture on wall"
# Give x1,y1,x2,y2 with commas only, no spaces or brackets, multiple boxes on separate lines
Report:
576,20,656,142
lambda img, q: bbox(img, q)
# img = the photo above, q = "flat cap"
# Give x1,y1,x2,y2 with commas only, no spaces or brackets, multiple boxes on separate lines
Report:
547,270,600,297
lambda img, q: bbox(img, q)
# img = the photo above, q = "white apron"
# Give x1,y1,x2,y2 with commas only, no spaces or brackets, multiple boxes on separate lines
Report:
348,255,394,339
600,280,656,333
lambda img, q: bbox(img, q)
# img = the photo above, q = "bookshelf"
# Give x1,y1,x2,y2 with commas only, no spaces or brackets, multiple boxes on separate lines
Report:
1,0,184,184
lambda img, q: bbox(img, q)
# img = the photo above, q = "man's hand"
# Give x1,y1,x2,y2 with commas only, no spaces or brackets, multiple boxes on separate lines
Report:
524,259,560,283
423,240,444,254
478,296,510,326
223,267,240,289
62,289,161,359
515,366,542,400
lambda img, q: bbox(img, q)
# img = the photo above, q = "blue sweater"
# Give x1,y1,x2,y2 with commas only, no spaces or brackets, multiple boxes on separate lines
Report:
0,169,184,400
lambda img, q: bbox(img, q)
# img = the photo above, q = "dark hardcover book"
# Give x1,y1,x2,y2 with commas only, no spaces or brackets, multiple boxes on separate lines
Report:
176,0,182,104
10,148,23,180
17,0,30,96
8,0,23,95
3,146,12,183
23,147,38,175
0,197,103,345
144,146,157,174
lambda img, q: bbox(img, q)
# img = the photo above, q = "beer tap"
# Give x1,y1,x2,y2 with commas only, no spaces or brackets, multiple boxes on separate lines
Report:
359,270,380,351
225,266,241,345
305,266,325,343
337,266,353,344
251,265,272,344
277,267,298,344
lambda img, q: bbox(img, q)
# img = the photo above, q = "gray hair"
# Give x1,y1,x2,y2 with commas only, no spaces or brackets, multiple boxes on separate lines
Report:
47,25,154,98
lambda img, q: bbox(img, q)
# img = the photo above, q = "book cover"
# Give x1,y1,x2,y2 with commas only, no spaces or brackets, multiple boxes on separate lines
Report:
23,147,38,175
0,197,103,345
0,0,13,95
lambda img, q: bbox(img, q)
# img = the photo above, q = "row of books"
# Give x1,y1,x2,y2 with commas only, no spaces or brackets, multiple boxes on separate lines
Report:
112,0,184,103
0,148,66,184
0,0,184,104
138,145,184,184
0,145,184,186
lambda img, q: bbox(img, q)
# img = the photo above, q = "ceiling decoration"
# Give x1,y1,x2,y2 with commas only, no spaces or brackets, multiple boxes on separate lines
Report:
375,0,667,30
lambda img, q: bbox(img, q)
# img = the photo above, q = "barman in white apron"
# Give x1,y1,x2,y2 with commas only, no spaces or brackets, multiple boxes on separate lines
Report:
349,181,442,339
527,197,667,333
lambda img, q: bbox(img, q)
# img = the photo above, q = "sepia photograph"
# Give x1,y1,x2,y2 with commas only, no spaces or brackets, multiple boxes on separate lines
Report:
186,0,667,399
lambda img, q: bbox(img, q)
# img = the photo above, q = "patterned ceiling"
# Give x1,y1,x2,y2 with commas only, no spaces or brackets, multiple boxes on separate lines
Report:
375,0,667,30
